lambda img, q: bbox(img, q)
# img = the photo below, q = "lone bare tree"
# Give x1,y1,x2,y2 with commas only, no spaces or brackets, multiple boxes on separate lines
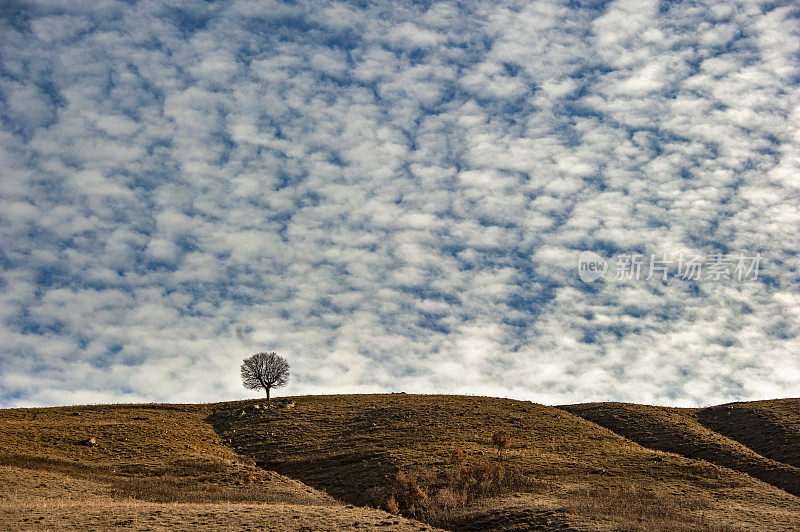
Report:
241,352,289,401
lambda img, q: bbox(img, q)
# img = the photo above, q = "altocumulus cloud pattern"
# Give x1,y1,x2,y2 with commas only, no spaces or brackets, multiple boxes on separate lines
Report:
1,0,798,407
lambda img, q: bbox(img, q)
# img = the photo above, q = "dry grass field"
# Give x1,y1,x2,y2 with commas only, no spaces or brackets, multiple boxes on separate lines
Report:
1,395,798,530
0,403,436,531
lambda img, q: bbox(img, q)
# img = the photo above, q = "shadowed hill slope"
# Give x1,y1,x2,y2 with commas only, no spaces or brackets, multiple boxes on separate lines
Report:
560,401,800,498
210,394,800,531
695,399,800,469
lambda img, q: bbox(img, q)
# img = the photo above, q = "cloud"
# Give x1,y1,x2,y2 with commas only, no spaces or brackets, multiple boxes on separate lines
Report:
0,0,798,408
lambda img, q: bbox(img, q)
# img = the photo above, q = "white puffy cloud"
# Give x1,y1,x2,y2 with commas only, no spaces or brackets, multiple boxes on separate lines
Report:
0,0,798,407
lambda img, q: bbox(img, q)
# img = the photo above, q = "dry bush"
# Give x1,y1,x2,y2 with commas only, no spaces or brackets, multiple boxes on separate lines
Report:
459,462,519,498
428,487,467,524
491,430,512,460
382,456,532,528
386,469,436,516
449,447,466,466
385,494,400,514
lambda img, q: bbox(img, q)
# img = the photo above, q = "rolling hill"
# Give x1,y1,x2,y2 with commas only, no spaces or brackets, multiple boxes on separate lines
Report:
561,401,800,497
695,399,800,469
1,395,799,531
0,403,436,531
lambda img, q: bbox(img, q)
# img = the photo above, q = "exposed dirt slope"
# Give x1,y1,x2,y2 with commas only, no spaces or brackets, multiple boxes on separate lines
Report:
560,401,800,497
211,394,800,531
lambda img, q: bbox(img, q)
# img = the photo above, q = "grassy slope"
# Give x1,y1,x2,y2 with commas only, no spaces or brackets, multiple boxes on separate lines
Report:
0,403,437,531
1,396,798,531
561,401,800,497
695,399,800,469
210,394,800,531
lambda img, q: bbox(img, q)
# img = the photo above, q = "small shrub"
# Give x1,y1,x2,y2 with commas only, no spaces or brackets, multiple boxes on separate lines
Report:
429,487,467,524
449,447,467,466
382,458,532,528
491,430,512,460
385,494,400,514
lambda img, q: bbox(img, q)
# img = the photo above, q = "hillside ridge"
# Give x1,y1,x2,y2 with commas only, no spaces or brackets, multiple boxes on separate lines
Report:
560,399,800,497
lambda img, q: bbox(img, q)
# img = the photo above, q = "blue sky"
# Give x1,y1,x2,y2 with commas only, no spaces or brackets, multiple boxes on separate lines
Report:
1,0,798,407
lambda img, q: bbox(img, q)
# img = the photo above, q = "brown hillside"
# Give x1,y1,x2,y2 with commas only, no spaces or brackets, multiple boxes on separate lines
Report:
2,396,799,531
0,403,438,531
210,394,800,531
560,401,800,497
695,399,800,469
0,403,330,504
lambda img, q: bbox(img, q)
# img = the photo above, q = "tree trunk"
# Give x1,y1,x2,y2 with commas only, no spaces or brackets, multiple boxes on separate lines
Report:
266,387,271,401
